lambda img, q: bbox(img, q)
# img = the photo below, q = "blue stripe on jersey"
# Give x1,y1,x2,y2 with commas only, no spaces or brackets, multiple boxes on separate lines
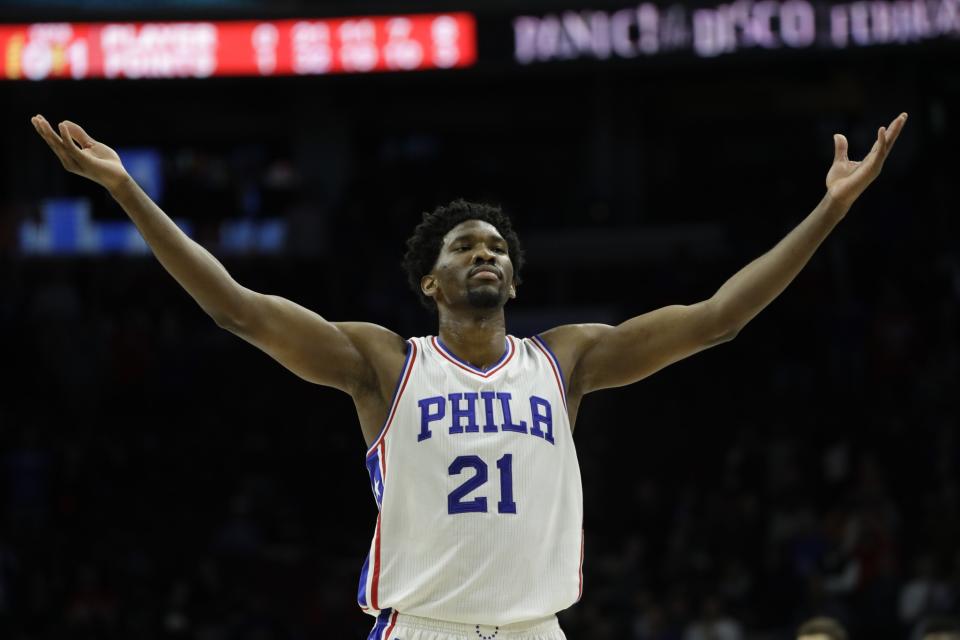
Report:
357,552,371,607
533,334,567,394
366,607,393,640
365,340,414,459
365,449,384,509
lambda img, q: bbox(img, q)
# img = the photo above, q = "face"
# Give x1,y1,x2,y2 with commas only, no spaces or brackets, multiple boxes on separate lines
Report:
421,219,517,311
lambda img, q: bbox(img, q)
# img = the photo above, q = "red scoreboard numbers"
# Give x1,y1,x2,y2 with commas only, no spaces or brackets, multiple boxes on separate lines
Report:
0,13,477,80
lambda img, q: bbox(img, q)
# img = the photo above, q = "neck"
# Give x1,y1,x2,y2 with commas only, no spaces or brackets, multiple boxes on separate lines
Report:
437,309,507,370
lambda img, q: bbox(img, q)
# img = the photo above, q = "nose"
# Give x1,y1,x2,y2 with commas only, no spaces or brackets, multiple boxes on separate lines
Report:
472,246,496,263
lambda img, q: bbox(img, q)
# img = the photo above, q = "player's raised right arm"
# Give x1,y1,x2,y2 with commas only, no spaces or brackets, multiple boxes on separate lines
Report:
30,115,401,395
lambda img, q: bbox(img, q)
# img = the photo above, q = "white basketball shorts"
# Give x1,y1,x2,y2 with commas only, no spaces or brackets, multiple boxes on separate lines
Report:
367,610,568,640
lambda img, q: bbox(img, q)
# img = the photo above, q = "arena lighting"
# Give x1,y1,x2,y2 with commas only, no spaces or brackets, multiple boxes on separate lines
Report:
0,13,476,80
514,0,960,62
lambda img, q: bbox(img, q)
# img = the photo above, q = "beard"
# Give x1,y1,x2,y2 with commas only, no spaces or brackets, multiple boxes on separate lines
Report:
466,284,506,310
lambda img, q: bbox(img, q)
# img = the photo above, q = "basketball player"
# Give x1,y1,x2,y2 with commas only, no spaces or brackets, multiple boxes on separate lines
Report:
30,112,906,640
796,616,848,640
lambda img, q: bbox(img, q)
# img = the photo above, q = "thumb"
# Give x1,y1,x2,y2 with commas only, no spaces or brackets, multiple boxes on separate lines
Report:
833,133,848,163
61,120,95,148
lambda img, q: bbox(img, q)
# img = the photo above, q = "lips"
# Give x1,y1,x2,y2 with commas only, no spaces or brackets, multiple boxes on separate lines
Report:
469,266,501,281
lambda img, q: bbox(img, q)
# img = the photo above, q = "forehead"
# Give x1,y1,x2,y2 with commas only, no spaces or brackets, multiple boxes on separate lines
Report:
442,219,504,245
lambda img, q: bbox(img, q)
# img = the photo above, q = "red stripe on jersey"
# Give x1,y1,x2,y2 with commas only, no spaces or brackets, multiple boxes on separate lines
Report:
378,441,386,485
531,337,567,410
431,336,516,378
382,610,399,639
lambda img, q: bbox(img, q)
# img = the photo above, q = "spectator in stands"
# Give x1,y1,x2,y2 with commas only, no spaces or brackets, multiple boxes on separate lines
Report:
796,616,848,640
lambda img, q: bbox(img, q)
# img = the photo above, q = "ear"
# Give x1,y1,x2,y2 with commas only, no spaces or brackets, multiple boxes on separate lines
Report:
421,274,438,301
509,280,517,299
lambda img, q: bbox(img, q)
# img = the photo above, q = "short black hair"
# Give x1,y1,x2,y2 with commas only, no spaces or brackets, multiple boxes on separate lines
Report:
797,617,848,640
402,199,525,310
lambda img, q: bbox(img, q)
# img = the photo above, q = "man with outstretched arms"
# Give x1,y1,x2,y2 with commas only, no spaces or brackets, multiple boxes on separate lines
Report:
31,112,906,640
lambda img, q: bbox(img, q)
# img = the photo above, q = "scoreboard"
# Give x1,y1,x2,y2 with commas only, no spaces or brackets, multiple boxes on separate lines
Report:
2,0,959,81
0,13,476,80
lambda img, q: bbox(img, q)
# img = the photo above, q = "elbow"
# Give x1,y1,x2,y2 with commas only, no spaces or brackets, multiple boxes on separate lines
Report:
714,322,742,344
209,291,253,332
704,329,738,349
212,311,240,332
705,298,742,344
708,316,741,345
717,328,739,344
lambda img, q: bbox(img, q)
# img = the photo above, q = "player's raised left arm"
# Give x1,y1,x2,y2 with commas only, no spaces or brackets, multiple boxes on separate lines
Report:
552,112,908,395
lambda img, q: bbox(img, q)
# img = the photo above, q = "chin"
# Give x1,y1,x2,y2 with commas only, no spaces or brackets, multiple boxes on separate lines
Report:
466,288,506,310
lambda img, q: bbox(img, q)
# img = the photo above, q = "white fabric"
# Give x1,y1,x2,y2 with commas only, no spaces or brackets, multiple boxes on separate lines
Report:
380,611,567,640
359,336,584,626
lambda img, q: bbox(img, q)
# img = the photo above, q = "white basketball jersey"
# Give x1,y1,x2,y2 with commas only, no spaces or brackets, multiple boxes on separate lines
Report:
357,335,584,626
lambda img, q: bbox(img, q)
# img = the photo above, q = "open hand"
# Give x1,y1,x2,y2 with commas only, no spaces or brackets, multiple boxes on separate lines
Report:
31,115,129,192
826,112,907,209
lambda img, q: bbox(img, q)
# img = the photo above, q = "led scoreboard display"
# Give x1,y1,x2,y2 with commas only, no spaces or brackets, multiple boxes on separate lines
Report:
1,1,956,81
0,13,476,80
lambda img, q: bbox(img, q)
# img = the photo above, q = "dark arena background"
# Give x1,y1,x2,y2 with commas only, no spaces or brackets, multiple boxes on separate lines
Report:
1,0,958,638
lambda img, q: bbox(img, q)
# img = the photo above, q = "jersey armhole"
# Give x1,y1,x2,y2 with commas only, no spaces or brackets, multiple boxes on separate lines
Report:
364,339,417,459
531,334,567,406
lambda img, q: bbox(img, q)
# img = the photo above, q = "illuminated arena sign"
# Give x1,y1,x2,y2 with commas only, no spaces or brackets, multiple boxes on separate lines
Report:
514,0,960,62
0,13,476,80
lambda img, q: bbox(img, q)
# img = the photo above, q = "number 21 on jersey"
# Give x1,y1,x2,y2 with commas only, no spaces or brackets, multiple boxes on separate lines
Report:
447,453,516,514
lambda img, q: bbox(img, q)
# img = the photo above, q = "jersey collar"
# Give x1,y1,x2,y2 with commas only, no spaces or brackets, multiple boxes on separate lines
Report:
431,336,515,378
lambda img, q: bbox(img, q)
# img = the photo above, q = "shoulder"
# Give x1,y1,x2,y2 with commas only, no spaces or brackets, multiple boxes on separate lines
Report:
334,321,408,352
332,322,410,396
537,323,613,356
535,324,614,394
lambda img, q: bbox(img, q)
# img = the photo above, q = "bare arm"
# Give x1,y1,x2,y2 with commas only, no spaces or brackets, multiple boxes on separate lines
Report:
548,113,908,396
30,115,403,396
